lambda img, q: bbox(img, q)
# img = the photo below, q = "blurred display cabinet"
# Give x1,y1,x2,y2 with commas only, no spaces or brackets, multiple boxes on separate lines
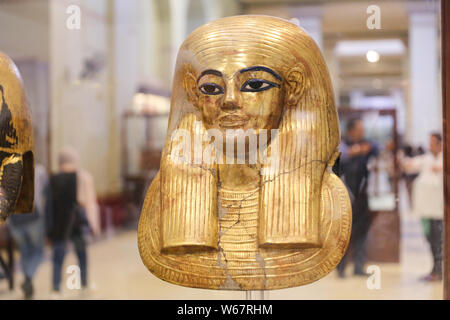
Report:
121,93,169,210
339,107,400,262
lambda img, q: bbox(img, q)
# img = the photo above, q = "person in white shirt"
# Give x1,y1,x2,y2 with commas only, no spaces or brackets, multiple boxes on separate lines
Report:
401,132,443,282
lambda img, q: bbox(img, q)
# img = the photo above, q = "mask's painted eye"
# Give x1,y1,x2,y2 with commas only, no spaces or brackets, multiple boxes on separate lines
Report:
241,79,280,92
199,83,224,95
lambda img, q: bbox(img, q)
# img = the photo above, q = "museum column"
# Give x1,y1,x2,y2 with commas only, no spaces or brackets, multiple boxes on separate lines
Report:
137,0,158,82
110,0,140,193
50,0,114,194
408,2,440,147
202,0,222,23
291,6,323,50
169,0,190,81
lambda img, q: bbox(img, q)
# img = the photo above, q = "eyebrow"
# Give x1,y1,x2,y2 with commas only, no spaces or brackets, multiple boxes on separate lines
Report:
197,69,223,83
239,66,282,81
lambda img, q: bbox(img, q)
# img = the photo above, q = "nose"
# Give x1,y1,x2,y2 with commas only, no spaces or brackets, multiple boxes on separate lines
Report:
222,82,241,111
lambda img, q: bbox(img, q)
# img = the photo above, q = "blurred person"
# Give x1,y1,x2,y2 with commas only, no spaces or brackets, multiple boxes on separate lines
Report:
384,139,396,191
399,144,417,208
48,147,100,295
337,118,379,277
398,143,426,209
401,133,443,281
9,163,51,299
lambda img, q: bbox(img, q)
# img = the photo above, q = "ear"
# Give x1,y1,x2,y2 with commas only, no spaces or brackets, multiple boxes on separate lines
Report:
285,64,310,106
182,68,199,107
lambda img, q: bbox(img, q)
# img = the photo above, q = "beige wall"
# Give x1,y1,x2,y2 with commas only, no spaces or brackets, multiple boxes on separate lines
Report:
0,0,49,61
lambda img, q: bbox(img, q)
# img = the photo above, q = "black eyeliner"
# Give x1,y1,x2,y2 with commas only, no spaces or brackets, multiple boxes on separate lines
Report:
197,69,223,83
241,79,280,92
239,66,282,81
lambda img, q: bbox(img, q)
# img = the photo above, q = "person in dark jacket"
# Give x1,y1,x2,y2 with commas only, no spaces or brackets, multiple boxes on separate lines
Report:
49,148,91,294
337,118,378,277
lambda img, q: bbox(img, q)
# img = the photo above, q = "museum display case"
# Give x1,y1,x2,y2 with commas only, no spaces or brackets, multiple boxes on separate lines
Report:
0,0,448,301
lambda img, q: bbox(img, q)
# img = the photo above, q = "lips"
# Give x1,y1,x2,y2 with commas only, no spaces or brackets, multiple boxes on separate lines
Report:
218,114,249,128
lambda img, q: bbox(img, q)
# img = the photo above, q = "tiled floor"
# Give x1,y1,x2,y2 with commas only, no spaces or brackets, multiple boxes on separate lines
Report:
0,211,443,300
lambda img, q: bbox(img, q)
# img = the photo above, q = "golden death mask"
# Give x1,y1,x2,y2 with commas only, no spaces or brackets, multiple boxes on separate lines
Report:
0,52,34,223
138,16,351,290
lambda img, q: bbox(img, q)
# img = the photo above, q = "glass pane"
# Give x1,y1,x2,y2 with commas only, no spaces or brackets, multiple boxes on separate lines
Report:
0,0,443,300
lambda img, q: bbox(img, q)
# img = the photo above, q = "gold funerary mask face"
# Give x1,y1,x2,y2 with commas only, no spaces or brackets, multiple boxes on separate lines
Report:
187,62,285,135
0,52,34,223
138,15,351,290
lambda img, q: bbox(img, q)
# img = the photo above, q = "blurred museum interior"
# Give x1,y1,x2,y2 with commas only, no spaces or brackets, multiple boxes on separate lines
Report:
0,0,445,299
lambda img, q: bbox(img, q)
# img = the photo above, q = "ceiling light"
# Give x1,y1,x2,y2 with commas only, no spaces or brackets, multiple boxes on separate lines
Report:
334,39,405,56
366,50,380,63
